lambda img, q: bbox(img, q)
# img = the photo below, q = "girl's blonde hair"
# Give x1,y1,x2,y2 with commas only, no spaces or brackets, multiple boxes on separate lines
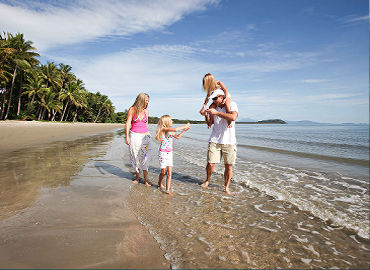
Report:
202,73,218,94
155,115,172,141
132,92,149,117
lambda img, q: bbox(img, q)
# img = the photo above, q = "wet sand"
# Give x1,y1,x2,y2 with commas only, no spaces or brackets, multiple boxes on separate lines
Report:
0,120,124,154
0,123,169,269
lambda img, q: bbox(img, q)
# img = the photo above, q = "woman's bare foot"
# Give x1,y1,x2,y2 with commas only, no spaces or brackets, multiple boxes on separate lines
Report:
144,181,151,187
132,179,139,184
158,183,165,189
224,186,232,194
201,181,209,188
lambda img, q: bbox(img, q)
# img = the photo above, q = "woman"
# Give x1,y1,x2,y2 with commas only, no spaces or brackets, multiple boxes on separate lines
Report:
125,93,152,186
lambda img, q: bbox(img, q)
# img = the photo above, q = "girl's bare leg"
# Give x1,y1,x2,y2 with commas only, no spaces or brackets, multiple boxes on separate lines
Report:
143,170,151,186
165,166,173,196
225,98,232,128
158,168,166,189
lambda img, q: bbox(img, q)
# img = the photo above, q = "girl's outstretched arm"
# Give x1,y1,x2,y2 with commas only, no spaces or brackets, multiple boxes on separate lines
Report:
162,123,190,133
173,124,190,139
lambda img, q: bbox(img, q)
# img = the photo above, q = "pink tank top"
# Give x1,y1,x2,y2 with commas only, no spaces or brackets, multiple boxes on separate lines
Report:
131,111,148,133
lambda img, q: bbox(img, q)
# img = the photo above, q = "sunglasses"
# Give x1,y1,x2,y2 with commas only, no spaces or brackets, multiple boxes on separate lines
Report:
212,96,220,101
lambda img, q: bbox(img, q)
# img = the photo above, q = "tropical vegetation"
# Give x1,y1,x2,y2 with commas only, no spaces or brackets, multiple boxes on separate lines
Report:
0,32,116,123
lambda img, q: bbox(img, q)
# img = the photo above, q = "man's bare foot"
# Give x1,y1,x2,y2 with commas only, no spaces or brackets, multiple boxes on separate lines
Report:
165,190,174,196
201,181,209,188
132,179,139,184
158,183,165,189
144,181,151,187
224,187,232,194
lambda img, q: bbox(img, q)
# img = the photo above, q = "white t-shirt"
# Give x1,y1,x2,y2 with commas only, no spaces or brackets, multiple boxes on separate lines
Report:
208,101,238,145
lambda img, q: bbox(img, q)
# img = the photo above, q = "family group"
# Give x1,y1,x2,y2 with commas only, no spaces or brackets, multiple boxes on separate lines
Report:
125,73,239,195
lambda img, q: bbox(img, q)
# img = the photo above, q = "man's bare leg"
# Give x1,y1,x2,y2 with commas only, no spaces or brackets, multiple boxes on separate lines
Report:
201,163,215,188
224,164,233,194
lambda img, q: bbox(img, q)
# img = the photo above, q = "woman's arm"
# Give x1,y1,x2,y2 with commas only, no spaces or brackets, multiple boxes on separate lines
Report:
125,107,134,145
146,109,149,129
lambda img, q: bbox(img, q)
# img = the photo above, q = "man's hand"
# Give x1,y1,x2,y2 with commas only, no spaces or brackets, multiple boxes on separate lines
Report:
205,108,218,116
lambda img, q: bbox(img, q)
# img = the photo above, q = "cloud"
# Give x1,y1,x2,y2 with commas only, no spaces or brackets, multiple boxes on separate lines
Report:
340,14,369,26
300,79,329,83
0,0,219,51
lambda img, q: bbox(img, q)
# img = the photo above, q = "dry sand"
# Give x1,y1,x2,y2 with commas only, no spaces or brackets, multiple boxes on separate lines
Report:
0,120,124,154
0,120,169,268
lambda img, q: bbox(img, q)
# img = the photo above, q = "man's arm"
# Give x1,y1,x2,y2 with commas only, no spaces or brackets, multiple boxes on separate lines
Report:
206,108,238,122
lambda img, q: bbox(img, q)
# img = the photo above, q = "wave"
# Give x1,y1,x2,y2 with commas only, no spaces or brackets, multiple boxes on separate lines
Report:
238,144,369,166
238,135,369,150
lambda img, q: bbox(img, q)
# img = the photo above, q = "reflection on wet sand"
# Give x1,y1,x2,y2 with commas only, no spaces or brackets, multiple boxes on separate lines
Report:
0,132,168,268
0,134,114,220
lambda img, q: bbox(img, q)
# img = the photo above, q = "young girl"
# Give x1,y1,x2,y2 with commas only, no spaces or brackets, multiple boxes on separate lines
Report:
155,115,190,195
200,73,232,128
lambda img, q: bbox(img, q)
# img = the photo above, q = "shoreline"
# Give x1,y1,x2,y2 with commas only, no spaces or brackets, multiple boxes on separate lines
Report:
0,120,124,155
0,122,169,268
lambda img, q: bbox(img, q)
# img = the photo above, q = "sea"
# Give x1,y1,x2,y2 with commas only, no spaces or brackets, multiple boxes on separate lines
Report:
124,123,369,269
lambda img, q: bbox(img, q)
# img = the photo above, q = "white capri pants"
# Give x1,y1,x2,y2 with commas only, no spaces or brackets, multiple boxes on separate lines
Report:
129,131,153,173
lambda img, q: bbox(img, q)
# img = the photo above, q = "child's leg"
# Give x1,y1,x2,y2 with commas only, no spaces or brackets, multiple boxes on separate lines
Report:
205,102,217,128
199,104,207,115
165,166,173,195
143,170,151,186
225,98,232,128
158,168,166,189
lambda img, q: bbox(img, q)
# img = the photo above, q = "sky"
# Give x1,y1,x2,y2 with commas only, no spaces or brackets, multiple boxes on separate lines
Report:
0,0,368,123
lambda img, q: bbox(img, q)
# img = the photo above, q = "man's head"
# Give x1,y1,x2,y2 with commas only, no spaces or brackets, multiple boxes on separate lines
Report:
209,89,225,106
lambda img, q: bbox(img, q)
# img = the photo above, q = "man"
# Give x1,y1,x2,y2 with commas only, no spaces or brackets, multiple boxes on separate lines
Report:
201,89,238,194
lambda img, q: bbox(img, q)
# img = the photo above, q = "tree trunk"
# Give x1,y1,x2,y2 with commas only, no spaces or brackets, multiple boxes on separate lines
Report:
65,106,71,122
17,73,24,116
51,109,57,121
73,107,78,122
4,66,17,120
94,107,102,123
1,93,7,120
60,101,68,121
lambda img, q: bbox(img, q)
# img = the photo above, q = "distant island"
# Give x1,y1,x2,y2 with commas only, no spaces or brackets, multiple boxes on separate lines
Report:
148,117,286,125
236,119,287,124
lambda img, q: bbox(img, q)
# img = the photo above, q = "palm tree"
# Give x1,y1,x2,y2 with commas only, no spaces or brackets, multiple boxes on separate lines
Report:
22,70,47,105
94,94,114,123
39,88,62,120
3,33,39,120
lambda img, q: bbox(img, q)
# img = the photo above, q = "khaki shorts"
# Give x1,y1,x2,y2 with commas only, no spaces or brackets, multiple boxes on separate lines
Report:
207,142,237,165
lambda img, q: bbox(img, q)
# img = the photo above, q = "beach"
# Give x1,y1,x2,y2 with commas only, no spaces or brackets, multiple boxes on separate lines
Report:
0,120,125,154
0,121,369,269
0,121,168,268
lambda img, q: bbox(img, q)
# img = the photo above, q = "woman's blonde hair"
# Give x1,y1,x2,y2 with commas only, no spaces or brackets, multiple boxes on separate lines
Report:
155,115,172,141
132,92,149,117
202,73,218,94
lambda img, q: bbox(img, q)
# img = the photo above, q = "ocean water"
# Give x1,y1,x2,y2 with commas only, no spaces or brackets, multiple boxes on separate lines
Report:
124,123,369,269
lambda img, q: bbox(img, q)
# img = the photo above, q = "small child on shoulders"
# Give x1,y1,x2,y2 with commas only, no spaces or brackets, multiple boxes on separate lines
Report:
155,115,190,196
199,73,233,128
